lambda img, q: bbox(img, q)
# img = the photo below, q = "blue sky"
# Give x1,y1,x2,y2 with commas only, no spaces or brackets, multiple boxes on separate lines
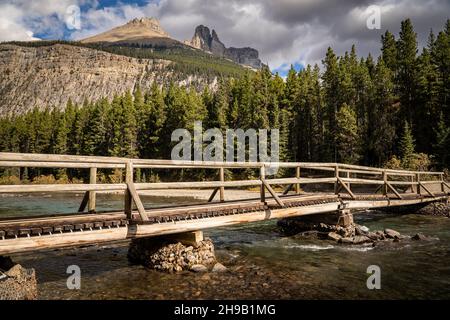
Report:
1,0,448,73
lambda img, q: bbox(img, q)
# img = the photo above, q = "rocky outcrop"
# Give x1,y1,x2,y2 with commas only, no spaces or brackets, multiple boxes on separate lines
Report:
416,201,450,217
0,43,213,115
278,216,418,246
0,256,37,300
185,25,262,69
128,237,217,273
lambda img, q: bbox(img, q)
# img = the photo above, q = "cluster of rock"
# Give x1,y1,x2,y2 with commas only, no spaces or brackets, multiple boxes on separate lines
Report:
185,25,263,69
416,201,450,217
278,215,429,246
128,237,227,273
0,256,37,300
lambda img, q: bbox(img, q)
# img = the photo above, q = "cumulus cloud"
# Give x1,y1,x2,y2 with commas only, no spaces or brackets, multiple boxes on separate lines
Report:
1,0,449,71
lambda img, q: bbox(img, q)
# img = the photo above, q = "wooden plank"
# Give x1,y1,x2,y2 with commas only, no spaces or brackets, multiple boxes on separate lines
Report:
260,166,266,204
418,182,435,197
262,178,285,207
386,182,403,199
78,191,89,213
0,183,126,193
0,161,124,169
207,188,219,202
337,177,356,199
88,167,97,212
124,162,133,219
0,213,127,230
283,184,293,195
0,152,443,175
126,181,149,221
295,167,301,194
443,181,450,191
219,167,225,202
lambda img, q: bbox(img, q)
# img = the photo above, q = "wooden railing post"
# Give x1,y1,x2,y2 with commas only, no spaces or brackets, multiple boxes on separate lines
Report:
441,173,445,193
295,166,300,194
125,161,133,219
416,173,421,195
219,167,225,202
334,165,339,194
260,165,266,203
382,170,387,196
88,167,97,212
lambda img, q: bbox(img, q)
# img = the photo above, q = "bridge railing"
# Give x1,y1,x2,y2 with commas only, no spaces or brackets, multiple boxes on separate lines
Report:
0,152,448,221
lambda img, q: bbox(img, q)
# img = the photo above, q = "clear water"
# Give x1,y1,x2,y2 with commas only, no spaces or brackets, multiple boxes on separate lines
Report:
1,193,449,299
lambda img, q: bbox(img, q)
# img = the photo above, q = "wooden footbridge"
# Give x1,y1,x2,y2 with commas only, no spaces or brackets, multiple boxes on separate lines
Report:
0,152,448,255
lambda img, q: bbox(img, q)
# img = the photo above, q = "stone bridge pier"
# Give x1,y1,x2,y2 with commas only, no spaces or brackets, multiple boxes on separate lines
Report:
277,208,356,238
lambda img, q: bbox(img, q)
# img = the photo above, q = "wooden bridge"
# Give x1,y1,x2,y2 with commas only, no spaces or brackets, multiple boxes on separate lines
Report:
0,152,448,255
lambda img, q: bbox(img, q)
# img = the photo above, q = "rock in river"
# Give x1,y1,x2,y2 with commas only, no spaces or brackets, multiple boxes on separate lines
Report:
384,228,401,239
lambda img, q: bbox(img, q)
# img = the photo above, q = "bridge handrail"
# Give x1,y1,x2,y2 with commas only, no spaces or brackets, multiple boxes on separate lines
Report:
0,152,448,221
0,152,444,175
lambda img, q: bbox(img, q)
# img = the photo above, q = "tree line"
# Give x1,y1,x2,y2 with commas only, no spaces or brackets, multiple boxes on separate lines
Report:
0,18,449,182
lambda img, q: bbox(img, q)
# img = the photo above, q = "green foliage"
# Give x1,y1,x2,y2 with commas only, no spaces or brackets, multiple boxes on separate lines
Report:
399,121,416,169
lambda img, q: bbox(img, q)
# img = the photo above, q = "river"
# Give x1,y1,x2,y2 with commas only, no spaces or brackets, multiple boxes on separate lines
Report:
1,193,449,299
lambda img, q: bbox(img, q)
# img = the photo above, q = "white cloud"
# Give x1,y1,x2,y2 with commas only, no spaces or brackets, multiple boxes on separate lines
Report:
1,0,449,71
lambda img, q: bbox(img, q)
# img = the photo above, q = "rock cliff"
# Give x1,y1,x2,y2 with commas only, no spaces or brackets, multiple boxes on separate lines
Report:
0,43,212,115
185,25,262,69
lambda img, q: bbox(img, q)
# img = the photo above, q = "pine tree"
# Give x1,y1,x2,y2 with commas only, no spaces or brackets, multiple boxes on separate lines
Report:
397,19,418,126
335,103,361,164
399,121,415,169
381,30,397,71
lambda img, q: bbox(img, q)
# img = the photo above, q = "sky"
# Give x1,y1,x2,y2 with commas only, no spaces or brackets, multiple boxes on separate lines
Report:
0,0,449,76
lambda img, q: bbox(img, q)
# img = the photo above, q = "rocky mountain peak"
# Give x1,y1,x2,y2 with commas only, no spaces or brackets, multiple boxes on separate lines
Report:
185,25,262,69
125,17,169,36
81,17,170,43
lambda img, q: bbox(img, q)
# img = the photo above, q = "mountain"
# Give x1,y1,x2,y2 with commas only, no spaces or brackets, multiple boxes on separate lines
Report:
81,17,183,48
185,25,262,69
0,18,256,116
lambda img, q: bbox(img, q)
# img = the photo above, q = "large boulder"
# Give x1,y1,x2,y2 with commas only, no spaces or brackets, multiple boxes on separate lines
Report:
0,257,37,300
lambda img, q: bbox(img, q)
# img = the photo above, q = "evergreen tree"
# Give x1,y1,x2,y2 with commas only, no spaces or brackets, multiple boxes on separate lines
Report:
399,121,415,169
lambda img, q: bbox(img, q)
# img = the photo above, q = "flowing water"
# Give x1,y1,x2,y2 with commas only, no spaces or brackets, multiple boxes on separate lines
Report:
1,193,449,299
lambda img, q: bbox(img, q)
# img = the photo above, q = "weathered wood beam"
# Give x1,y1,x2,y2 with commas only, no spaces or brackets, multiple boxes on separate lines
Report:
77,191,89,213
88,167,97,212
124,162,133,219
283,184,293,195
337,177,356,199
126,181,149,221
219,167,225,202
207,187,219,202
0,184,126,193
262,179,285,207
386,182,403,199
418,182,435,197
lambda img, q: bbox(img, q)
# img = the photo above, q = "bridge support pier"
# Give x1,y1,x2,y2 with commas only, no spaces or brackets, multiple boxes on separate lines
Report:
127,231,218,273
337,209,354,227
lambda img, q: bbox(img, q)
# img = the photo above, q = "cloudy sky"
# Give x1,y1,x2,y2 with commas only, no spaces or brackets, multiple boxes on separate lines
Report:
0,0,449,75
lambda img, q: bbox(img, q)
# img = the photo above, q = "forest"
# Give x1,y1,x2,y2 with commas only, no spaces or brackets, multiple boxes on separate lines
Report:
0,19,449,182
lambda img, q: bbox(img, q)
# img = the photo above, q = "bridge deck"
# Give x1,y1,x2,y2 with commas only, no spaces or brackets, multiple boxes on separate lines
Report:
0,191,448,255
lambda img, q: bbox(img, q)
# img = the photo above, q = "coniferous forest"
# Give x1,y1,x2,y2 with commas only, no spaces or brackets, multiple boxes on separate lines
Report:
0,19,449,182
